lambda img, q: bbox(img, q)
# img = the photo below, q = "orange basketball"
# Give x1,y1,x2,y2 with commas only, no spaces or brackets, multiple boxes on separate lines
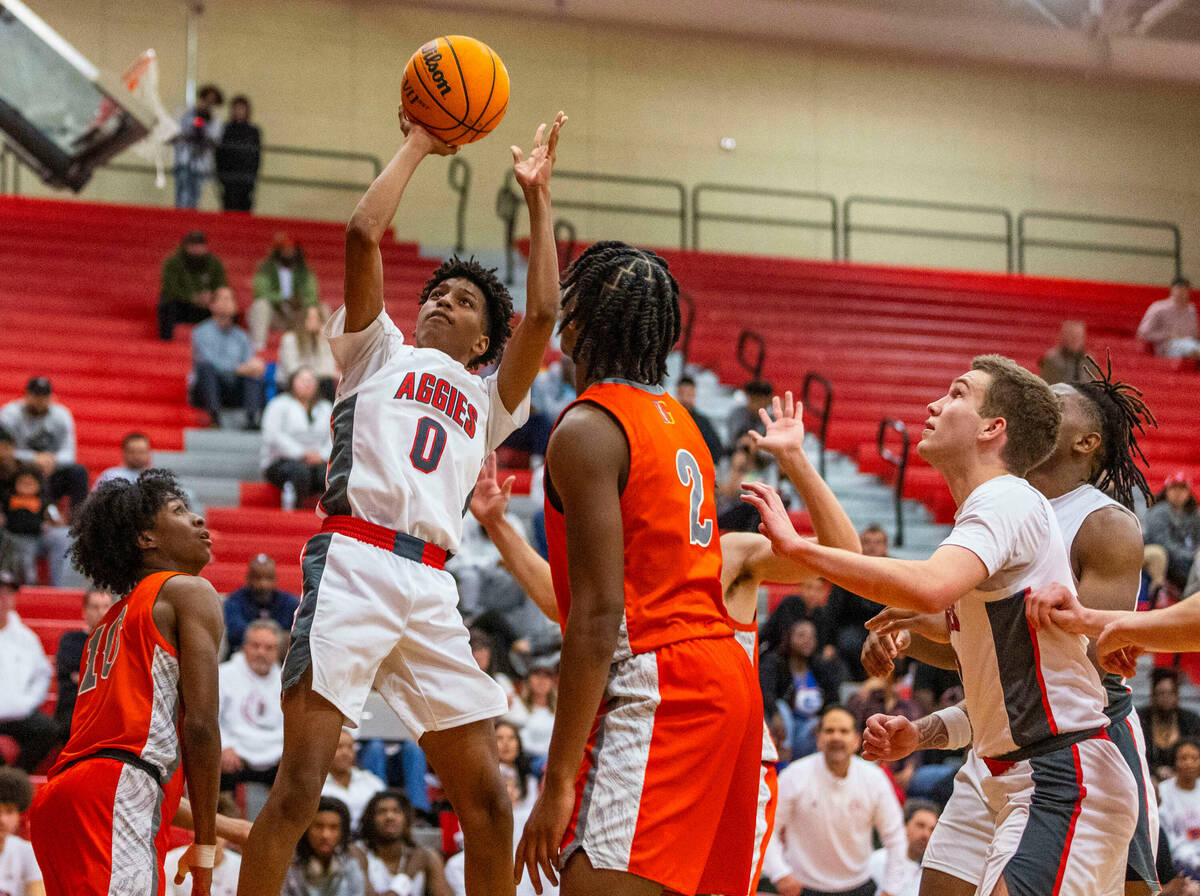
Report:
402,35,509,146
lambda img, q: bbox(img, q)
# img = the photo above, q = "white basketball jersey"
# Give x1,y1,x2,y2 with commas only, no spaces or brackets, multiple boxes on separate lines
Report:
941,475,1108,758
320,307,529,553
734,625,779,763
1050,483,1142,720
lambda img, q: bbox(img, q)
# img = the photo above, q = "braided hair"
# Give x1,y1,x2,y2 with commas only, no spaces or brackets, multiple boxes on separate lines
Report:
419,256,513,369
559,241,680,384
68,470,189,596
1072,353,1156,510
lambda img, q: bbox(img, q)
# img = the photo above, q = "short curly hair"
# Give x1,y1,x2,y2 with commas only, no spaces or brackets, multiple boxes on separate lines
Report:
0,767,33,812
68,470,189,596
419,256,513,369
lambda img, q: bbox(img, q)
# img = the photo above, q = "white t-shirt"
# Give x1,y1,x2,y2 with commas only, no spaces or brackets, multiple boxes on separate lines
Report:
868,847,920,896
520,704,555,757
321,308,529,552
259,393,333,471
164,844,241,896
762,754,906,892
321,766,386,830
0,835,40,896
217,652,285,769
941,475,1107,758
1159,778,1200,872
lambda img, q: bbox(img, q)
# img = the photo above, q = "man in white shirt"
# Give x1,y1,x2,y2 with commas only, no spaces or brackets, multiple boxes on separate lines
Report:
764,706,906,896
868,799,938,896
218,620,285,821
0,767,43,896
259,368,333,509
0,572,54,773
744,355,1138,896
92,432,153,489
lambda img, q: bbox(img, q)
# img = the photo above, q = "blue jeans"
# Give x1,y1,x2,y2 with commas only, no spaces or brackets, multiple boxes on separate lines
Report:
174,165,205,208
356,738,431,812
192,362,265,427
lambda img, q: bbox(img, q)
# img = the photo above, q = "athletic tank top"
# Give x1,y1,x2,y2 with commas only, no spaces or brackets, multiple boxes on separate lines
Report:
544,380,732,659
51,571,185,791
1050,483,1142,722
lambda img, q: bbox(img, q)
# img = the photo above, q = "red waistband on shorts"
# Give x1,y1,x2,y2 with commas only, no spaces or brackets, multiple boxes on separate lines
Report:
320,515,451,570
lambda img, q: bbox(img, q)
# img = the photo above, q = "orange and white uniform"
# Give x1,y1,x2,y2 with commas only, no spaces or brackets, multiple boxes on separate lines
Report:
31,571,187,896
545,381,762,896
733,622,780,896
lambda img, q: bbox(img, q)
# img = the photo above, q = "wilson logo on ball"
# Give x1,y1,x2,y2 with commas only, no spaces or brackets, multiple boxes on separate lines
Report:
420,44,453,98
401,35,510,147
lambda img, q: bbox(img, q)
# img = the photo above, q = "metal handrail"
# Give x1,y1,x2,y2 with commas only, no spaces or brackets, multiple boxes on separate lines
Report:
447,157,471,255
535,169,687,248
844,196,1014,272
692,183,839,258
876,418,911,548
1017,210,1182,279
554,218,578,270
0,143,21,194
736,330,766,380
495,175,521,284
802,372,833,479
677,289,696,365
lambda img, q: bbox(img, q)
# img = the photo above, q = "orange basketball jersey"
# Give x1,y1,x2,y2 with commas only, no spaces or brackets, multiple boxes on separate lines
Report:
544,381,732,655
50,571,185,799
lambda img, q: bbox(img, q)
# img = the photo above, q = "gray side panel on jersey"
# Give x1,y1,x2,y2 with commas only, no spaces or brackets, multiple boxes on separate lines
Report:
321,395,358,517
1004,746,1084,896
984,590,1054,747
1104,673,1134,722
1107,714,1161,892
282,532,333,692
138,646,181,781
109,764,163,895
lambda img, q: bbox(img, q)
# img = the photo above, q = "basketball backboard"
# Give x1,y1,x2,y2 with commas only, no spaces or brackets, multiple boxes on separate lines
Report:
0,0,152,191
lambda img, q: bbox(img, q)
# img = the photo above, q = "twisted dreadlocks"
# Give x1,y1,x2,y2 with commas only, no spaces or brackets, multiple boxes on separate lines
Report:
1072,353,1156,510
419,256,513,369
559,241,680,385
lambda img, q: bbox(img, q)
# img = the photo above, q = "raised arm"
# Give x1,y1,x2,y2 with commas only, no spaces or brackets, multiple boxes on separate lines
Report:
495,113,567,413
344,114,456,334
516,405,626,892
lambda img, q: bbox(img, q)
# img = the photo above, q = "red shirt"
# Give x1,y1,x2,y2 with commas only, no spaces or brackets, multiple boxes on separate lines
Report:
545,381,732,656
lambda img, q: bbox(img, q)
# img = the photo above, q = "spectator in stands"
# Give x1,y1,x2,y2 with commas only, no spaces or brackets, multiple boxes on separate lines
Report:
0,767,42,896
468,627,528,726
277,305,338,403
249,233,321,350
215,95,261,213
0,570,56,772
1139,277,1200,360
191,286,267,430
53,587,112,740
868,799,939,896
1039,319,1093,385
760,574,835,655
158,230,228,340
260,368,332,510
218,619,284,821
826,525,889,680
1144,472,1200,592
495,721,537,815
222,554,300,654
0,377,89,520
675,374,722,463
0,433,25,584
282,795,369,896
1160,738,1200,881
715,432,781,532
516,657,557,761
763,706,907,896
847,664,923,793
173,84,224,209
727,378,774,446
1142,668,1200,782
2,465,68,586
322,729,386,831
358,790,453,896
760,618,845,761
93,432,154,489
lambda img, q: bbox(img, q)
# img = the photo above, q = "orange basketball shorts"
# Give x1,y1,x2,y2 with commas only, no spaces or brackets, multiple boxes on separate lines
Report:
561,635,763,895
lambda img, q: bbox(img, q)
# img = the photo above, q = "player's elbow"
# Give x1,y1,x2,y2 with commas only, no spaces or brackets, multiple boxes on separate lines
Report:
345,215,382,249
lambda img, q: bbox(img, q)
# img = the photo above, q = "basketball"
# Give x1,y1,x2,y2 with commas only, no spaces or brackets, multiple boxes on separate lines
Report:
401,35,509,146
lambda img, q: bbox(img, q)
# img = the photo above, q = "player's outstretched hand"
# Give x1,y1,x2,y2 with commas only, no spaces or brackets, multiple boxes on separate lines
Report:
862,627,910,678
1096,619,1143,678
749,391,805,460
865,607,950,644
512,111,567,191
740,481,806,558
862,713,920,763
1026,582,1090,634
398,108,457,156
470,454,515,528
174,844,213,895
515,780,574,894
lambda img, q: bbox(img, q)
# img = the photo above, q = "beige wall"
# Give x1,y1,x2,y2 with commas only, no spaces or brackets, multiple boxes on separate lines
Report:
15,0,1200,281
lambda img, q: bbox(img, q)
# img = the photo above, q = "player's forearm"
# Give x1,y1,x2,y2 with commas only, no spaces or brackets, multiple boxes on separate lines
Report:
522,185,559,325
904,632,957,668
787,542,956,613
483,515,558,623
1113,600,1200,653
174,797,252,847
180,717,221,845
346,142,426,247
780,447,860,554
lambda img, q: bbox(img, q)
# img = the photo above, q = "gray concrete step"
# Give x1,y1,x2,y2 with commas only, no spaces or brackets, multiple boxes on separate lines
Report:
156,449,261,480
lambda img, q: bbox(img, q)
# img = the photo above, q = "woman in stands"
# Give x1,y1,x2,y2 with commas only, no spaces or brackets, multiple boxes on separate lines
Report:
277,304,338,404
281,796,369,896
